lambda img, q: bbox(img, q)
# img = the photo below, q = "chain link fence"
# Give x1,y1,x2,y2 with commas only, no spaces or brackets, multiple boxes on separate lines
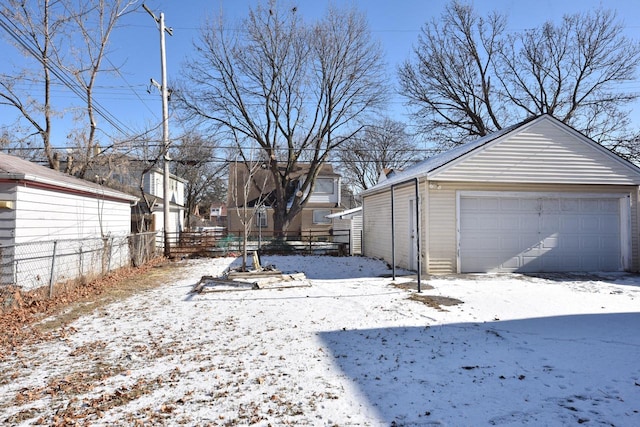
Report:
0,232,158,295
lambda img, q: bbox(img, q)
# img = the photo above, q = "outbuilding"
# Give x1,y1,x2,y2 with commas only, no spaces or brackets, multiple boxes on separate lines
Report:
0,152,138,290
361,115,640,274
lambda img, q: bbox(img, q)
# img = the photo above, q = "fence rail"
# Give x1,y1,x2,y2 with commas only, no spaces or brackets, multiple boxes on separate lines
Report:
166,229,352,258
0,232,159,294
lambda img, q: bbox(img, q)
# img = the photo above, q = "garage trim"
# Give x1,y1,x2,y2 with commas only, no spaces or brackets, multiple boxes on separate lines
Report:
456,191,632,273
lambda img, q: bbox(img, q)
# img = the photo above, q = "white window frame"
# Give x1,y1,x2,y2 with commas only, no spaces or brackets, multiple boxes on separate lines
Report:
256,209,268,228
314,178,335,194
313,209,332,224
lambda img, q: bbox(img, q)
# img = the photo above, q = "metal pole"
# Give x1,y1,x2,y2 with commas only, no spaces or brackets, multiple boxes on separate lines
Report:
391,185,395,280
414,179,421,293
390,178,422,292
48,241,58,298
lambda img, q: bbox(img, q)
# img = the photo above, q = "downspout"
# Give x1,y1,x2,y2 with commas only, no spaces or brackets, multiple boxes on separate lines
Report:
391,177,421,293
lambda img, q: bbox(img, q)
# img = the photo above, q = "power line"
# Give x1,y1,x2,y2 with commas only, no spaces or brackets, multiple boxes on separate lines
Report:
0,9,136,137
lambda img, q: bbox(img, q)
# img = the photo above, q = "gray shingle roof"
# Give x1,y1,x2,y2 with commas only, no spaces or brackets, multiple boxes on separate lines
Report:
0,152,138,202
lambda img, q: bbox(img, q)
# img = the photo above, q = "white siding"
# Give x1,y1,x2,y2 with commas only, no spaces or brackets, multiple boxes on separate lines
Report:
427,186,457,274
308,177,340,204
333,214,362,255
351,214,362,255
14,185,131,243
432,120,640,185
144,170,186,207
427,182,639,274
363,184,415,270
363,192,391,262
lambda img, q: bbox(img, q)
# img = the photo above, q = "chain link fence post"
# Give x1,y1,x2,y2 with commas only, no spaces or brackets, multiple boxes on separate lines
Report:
48,241,58,298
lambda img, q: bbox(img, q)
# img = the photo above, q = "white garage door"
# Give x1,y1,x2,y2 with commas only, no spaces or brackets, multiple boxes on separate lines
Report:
459,194,625,273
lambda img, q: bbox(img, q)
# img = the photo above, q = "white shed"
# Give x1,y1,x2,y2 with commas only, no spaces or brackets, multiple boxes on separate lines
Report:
361,115,640,274
327,206,362,255
0,152,138,290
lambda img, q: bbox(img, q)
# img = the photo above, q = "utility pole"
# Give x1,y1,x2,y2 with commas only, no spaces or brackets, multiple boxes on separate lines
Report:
143,4,173,258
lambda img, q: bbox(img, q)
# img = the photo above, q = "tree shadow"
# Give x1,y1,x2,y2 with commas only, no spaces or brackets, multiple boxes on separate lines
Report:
318,313,640,426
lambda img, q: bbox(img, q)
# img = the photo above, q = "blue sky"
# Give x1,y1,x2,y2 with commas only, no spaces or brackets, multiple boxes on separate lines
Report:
2,0,640,148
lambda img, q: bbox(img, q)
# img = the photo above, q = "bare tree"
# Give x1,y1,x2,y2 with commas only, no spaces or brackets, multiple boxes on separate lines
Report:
170,133,226,230
228,150,270,271
59,0,137,178
338,118,418,192
399,1,640,151
0,0,70,168
0,0,138,172
178,0,386,235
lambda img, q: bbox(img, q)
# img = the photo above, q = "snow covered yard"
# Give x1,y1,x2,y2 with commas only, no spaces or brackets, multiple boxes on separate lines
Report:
1,255,639,426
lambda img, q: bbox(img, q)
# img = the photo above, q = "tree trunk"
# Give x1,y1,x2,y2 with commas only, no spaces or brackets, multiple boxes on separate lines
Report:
272,206,289,238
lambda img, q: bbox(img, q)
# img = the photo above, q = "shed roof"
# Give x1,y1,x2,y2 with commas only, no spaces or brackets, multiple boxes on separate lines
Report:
361,114,640,195
0,152,138,202
326,206,362,219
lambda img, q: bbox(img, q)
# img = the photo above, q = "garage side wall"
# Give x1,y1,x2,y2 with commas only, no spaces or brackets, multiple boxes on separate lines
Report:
426,182,639,274
363,184,415,270
363,191,391,263
14,185,132,242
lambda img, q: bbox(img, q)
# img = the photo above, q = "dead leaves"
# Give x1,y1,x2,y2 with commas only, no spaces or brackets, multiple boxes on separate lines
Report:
0,258,171,359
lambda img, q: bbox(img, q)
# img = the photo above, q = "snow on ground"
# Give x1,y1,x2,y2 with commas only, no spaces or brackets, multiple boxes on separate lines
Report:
1,255,639,426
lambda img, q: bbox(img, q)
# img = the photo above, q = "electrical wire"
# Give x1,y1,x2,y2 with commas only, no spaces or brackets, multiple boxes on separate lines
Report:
0,9,136,136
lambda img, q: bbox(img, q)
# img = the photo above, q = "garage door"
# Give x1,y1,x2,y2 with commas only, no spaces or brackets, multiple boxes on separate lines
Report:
459,194,624,273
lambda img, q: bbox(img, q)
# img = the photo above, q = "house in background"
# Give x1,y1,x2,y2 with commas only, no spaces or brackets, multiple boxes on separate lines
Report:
209,202,227,227
81,155,187,234
0,152,138,290
227,162,343,236
136,167,187,235
361,114,640,274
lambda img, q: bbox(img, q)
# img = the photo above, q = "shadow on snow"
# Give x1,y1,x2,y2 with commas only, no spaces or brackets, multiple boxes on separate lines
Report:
318,313,640,426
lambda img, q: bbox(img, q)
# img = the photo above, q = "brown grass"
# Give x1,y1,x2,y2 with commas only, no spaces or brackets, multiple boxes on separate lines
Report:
0,257,187,358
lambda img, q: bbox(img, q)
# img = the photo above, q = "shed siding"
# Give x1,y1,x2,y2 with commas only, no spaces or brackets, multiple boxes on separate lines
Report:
351,214,363,255
363,191,392,262
333,217,361,255
432,120,640,185
427,181,639,274
14,185,131,243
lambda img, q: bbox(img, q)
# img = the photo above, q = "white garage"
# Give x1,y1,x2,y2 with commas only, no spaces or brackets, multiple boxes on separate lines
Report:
362,115,640,275
459,193,629,273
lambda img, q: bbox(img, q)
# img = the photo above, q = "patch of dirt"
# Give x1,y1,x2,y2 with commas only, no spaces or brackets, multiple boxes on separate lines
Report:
391,280,462,311
407,293,463,311
0,257,186,359
392,280,434,291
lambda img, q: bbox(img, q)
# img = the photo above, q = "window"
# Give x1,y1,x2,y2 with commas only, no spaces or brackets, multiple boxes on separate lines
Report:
313,209,332,224
314,178,334,194
256,210,268,228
